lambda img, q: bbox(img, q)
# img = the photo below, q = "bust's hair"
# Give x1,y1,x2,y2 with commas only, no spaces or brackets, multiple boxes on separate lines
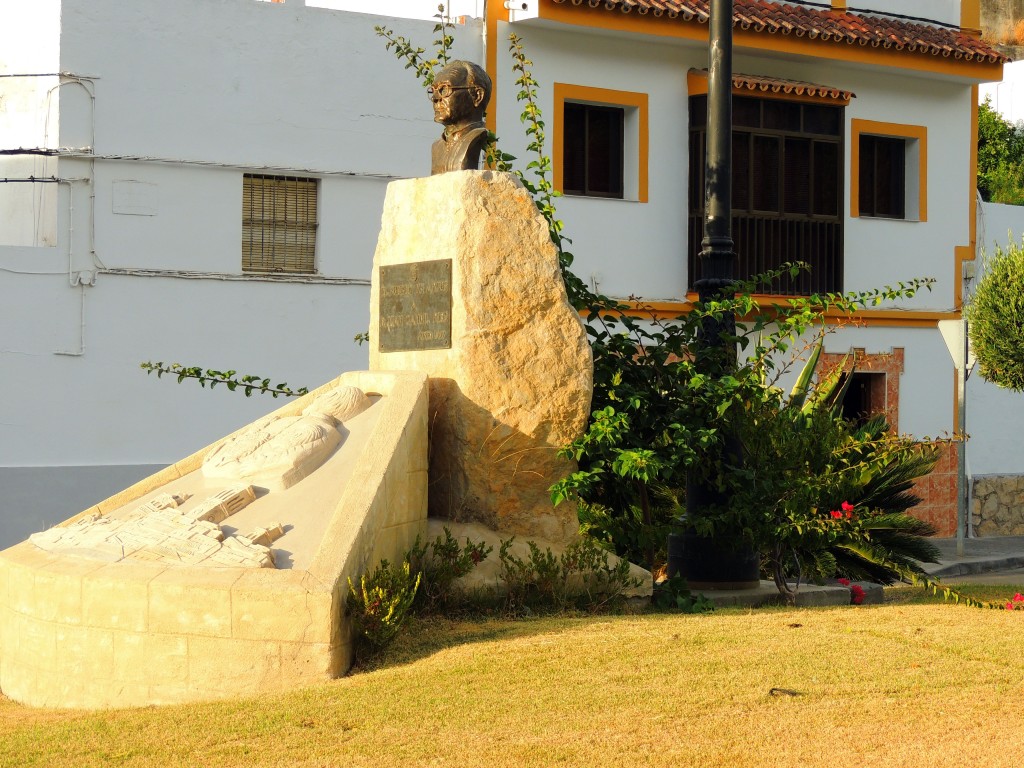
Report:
443,60,492,109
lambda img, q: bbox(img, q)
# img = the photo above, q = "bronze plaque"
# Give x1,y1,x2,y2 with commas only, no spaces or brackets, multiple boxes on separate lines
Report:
378,259,453,352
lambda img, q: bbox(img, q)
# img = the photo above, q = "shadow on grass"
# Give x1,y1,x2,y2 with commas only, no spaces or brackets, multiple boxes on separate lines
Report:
347,607,666,676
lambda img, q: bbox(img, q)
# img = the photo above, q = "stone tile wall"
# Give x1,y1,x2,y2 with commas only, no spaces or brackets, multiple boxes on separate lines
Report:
971,474,1024,535
911,444,958,537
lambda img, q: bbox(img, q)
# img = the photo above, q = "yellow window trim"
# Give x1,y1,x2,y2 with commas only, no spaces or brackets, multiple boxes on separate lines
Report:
552,83,649,203
850,119,928,222
603,298,953,328
954,88,979,310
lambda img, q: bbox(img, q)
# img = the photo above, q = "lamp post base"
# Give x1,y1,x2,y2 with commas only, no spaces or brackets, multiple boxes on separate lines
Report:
667,530,761,590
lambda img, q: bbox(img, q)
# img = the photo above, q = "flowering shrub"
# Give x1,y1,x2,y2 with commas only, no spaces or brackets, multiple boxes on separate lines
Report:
837,578,866,605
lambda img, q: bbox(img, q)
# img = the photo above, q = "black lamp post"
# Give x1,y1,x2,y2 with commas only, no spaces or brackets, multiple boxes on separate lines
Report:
697,0,737,309
689,0,738,528
670,0,759,589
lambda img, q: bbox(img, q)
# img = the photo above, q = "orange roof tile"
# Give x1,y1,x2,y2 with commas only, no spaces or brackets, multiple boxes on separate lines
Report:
692,69,856,101
549,0,1008,65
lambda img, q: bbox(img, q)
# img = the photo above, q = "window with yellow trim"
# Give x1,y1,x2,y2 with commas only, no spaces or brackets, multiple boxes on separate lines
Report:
553,84,648,203
850,120,927,222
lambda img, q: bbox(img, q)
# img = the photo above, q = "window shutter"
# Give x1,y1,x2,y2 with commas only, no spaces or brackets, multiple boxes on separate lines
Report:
242,174,318,274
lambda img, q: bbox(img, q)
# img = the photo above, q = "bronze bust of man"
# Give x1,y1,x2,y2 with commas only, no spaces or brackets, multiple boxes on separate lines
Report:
429,60,492,175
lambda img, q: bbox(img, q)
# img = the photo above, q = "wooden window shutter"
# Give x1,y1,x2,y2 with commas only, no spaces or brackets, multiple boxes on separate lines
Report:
242,174,318,274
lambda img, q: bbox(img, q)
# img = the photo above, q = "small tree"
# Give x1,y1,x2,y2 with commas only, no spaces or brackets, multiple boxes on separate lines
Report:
966,238,1024,391
977,97,1024,205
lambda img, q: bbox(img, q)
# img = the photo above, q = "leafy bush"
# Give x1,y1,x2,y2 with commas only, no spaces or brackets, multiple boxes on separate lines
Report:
552,270,933,579
347,559,421,649
498,536,641,612
966,238,1024,391
408,527,493,611
651,574,715,613
978,97,1024,205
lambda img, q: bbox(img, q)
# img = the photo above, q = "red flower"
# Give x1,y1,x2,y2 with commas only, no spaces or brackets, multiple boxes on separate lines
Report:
841,501,854,513
850,584,865,605
830,510,843,519
837,578,850,586
845,511,853,519
1007,602,1015,611
1014,593,1024,603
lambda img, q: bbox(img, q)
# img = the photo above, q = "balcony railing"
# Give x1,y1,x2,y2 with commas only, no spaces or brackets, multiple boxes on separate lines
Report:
688,213,842,296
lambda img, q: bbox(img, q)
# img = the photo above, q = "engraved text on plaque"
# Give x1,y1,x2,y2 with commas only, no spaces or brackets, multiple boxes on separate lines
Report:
379,259,453,352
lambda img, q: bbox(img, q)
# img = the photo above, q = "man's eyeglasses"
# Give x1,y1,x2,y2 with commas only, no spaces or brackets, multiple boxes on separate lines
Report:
427,82,477,99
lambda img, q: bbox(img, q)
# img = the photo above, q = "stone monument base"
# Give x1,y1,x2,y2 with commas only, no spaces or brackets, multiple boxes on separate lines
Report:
0,370,427,709
370,171,593,546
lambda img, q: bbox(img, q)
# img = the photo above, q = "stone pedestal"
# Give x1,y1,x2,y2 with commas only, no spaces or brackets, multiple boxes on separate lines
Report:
369,171,592,545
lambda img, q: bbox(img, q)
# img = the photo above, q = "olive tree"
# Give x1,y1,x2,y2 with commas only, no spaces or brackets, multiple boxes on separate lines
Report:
966,238,1024,391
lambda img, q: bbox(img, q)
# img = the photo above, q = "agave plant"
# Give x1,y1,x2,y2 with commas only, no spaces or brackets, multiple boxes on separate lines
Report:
720,337,942,598
780,348,942,589
826,417,941,584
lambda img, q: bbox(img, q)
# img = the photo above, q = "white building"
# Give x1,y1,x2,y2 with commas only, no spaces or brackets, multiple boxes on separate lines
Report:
0,0,1015,546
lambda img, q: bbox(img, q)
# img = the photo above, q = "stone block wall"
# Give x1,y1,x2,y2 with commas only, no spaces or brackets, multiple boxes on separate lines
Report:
971,474,1024,535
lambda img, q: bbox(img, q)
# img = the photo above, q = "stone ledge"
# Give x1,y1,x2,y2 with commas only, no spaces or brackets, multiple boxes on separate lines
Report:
692,580,883,608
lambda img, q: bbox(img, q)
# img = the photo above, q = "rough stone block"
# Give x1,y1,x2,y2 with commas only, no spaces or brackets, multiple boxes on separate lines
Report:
279,640,341,682
18,616,58,667
370,171,591,545
148,568,242,637
112,631,188,684
4,557,37,617
32,565,88,625
55,625,115,679
0,557,9,606
231,571,334,644
187,636,282,695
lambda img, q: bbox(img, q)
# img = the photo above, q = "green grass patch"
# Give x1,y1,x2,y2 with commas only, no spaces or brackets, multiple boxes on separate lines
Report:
4,595,1024,767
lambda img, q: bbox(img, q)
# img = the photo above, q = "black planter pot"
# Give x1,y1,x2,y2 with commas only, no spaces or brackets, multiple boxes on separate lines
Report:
667,529,761,590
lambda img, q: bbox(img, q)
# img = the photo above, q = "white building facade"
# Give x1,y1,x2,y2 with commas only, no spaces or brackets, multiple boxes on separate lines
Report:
0,0,1015,546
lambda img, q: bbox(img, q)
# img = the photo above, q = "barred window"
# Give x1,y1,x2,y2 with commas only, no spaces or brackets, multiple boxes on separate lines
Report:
689,94,845,295
242,174,318,274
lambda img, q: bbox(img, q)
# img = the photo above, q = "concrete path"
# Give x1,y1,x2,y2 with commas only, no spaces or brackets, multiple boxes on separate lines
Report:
925,536,1024,582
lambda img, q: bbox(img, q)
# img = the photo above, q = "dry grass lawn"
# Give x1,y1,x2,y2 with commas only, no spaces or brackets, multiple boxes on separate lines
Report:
3,586,1024,768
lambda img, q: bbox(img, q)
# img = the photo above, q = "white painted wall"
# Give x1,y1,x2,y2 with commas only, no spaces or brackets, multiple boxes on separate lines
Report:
838,69,972,312
493,22,693,300
840,0,960,27
0,0,62,246
980,59,1024,124
0,0,1006,549
0,0,480,546
492,23,975,311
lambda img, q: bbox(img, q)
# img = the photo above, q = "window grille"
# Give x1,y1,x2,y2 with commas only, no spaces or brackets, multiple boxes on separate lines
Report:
688,94,844,295
242,174,318,274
